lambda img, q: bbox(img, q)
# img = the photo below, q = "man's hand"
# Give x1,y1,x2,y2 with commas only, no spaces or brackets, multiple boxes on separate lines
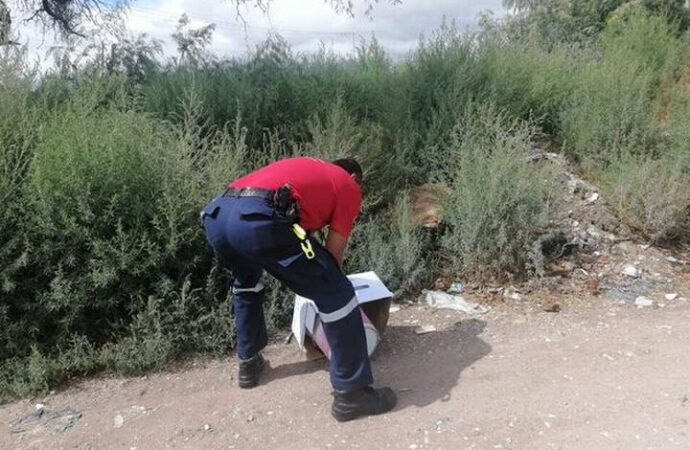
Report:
325,229,348,267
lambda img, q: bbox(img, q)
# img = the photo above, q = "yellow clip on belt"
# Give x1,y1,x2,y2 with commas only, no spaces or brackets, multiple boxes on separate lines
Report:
292,224,315,260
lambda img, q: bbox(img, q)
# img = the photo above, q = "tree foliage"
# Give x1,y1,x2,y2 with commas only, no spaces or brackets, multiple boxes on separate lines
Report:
171,14,216,67
502,0,690,43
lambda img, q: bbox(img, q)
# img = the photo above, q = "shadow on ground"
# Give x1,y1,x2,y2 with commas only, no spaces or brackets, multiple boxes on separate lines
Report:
375,319,492,410
263,355,327,383
262,319,492,411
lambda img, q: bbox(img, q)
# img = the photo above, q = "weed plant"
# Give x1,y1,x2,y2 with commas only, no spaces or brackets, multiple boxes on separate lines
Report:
2,6,690,400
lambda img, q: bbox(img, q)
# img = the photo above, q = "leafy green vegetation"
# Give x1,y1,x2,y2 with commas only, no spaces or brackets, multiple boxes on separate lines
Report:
1,1,690,401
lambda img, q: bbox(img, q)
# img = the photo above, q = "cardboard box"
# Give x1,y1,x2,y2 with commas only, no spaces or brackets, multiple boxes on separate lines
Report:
291,271,393,360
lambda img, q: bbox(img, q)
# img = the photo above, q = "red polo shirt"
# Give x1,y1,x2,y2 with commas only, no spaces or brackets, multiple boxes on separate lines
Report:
231,157,362,238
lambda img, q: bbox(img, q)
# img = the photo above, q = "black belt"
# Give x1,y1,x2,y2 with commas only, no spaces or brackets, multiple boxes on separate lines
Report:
221,187,274,199
214,184,299,222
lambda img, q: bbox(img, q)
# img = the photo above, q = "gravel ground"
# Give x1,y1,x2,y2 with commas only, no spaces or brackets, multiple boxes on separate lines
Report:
2,292,690,450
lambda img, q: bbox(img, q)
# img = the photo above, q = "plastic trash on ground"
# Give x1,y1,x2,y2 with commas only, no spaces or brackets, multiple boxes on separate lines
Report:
423,290,489,315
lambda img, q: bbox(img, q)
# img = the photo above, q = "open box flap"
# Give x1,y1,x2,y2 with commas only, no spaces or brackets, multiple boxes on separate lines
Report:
292,271,392,350
291,297,318,348
348,271,393,304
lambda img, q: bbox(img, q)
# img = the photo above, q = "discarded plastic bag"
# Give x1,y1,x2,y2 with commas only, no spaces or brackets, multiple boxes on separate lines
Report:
423,290,489,315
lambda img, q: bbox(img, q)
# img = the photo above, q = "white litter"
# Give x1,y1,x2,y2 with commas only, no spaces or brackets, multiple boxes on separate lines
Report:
448,282,465,294
423,290,489,315
586,192,600,204
415,325,437,335
503,289,524,302
622,265,641,278
634,296,654,307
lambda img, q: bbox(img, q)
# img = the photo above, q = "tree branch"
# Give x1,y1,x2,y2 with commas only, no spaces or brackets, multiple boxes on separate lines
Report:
41,0,85,37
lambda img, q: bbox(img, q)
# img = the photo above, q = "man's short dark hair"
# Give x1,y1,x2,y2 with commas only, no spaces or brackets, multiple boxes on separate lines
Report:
332,158,363,184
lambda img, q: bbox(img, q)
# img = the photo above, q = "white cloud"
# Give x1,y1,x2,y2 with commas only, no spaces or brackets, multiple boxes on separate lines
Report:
8,0,506,65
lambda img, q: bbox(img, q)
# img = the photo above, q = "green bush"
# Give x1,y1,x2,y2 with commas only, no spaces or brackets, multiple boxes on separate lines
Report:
601,70,690,244
0,78,247,400
3,5,690,401
559,53,656,165
475,39,577,133
347,194,430,295
441,104,557,281
560,9,677,165
601,153,690,243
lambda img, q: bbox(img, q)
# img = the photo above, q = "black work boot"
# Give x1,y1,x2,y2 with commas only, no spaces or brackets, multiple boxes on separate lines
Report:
331,386,397,422
238,353,265,389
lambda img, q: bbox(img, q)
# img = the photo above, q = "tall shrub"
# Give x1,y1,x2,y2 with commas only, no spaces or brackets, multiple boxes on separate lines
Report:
442,104,557,281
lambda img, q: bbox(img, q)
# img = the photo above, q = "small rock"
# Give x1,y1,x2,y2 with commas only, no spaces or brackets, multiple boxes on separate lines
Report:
544,304,561,313
442,394,451,402
449,282,465,294
113,414,124,429
585,192,599,204
247,415,255,422
204,424,212,431
503,290,523,301
53,407,82,433
415,325,437,335
635,296,654,307
622,265,641,278
665,293,679,301
35,404,46,411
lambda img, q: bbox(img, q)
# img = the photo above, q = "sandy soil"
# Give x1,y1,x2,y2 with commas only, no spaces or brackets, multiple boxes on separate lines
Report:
2,292,690,450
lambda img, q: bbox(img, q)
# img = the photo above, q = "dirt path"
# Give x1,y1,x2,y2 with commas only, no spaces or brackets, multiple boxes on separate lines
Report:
2,295,690,450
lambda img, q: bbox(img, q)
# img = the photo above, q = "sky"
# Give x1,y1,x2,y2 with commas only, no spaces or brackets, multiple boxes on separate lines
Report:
8,0,507,64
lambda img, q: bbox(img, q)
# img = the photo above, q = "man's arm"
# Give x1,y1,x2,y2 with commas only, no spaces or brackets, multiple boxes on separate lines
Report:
325,229,348,268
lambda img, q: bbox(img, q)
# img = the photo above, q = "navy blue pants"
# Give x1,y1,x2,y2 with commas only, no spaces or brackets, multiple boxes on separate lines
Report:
201,195,373,391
